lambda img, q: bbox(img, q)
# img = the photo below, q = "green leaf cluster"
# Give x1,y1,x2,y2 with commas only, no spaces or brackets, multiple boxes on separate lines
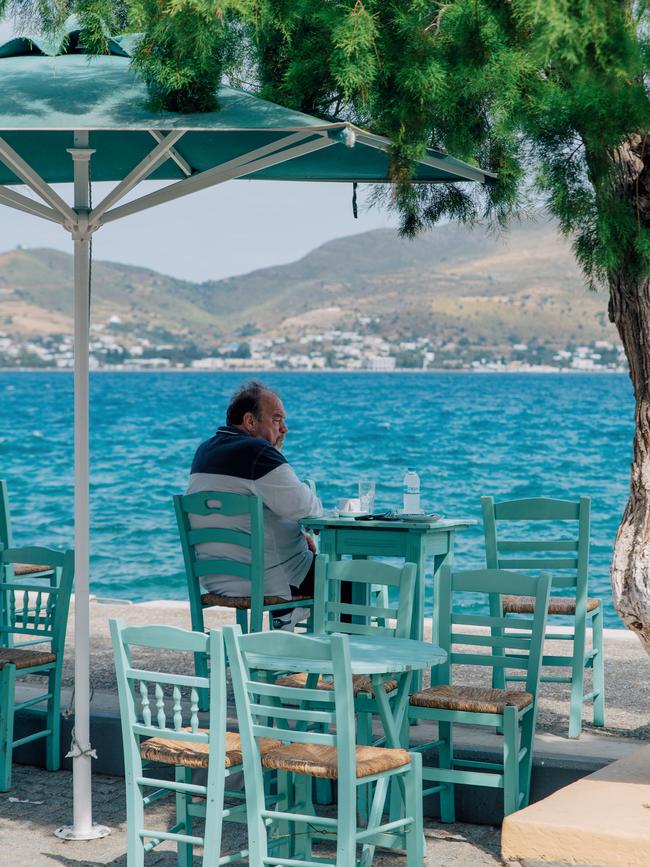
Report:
2,0,649,288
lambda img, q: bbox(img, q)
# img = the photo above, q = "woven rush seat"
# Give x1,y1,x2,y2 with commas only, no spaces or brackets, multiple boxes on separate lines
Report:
502,595,600,615
140,729,282,769
261,742,411,780
409,684,533,714
201,592,312,610
276,671,399,697
13,562,52,576
0,647,56,670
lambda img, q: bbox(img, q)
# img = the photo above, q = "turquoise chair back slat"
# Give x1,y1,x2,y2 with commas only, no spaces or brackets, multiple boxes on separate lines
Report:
436,566,551,694
186,527,253,548
482,495,590,592
313,554,416,639
179,490,261,517
193,559,252,579
492,497,581,521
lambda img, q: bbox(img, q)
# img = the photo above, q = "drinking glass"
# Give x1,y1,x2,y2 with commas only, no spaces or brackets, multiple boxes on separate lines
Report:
358,479,376,513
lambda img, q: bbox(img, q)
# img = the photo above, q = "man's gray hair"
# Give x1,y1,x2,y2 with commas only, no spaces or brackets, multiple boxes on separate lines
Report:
226,380,277,425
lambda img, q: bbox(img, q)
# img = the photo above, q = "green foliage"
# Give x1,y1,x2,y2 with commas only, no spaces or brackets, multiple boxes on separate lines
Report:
2,0,649,289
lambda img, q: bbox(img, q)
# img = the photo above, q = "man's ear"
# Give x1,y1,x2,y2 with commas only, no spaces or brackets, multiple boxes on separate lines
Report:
242,411,256,432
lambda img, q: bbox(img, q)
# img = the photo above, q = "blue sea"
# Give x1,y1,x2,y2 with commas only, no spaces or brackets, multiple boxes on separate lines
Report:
0,371,634,628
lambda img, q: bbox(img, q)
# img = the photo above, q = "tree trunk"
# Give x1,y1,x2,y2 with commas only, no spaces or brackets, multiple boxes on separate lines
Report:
609,133,650,650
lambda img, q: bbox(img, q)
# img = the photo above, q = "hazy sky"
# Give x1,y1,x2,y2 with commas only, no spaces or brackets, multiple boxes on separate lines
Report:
0,17,397,282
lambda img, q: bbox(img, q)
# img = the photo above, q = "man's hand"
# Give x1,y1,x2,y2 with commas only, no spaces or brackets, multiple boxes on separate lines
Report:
303,531,317,554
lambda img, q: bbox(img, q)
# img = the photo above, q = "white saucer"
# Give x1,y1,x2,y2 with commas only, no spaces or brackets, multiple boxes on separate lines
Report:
337,511,369,519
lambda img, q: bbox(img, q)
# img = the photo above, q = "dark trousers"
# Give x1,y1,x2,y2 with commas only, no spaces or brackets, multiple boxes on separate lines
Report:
276,556,352,621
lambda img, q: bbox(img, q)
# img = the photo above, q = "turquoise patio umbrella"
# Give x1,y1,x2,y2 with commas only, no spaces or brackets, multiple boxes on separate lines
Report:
0,22,496,842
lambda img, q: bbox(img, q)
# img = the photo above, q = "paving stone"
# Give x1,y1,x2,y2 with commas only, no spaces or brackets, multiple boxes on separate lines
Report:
0,763,532,866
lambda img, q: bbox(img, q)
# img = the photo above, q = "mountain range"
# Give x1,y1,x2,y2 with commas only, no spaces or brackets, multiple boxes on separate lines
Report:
0,216,618,353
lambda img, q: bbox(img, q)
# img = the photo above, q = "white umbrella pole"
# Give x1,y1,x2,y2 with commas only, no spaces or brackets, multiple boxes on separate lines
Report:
55,131,109,841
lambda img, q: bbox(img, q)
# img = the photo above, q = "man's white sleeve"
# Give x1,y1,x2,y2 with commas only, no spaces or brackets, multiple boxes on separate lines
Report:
253,463,323,520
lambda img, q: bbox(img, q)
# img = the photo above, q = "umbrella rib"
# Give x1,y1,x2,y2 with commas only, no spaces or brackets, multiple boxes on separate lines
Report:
353,129,495,184
148,130,193,177
0,184,64,223
0,135,76,223
100,131,335,225
89,130,187,227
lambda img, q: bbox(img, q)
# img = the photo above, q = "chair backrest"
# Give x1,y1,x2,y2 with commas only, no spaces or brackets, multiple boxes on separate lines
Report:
436,566,551,694
0,546,74,653
173,491,264,618
0,480,12,549
312,554,416,638
223,625,357,795
110,620,226,779
482,496,590,595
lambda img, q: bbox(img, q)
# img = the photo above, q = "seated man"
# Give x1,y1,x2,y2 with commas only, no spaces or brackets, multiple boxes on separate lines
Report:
187,380,322,630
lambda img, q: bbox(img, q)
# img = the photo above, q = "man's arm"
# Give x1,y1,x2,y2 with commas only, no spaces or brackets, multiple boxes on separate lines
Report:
253,460,323,520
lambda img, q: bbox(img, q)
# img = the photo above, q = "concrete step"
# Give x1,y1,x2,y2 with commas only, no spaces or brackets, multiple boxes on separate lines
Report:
502,743,650,866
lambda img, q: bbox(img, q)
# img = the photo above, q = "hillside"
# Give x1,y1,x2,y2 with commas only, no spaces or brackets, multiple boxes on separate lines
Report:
0,216,621,369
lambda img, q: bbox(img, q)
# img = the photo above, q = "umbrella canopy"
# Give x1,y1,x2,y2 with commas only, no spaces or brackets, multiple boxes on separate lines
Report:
0,22,495,843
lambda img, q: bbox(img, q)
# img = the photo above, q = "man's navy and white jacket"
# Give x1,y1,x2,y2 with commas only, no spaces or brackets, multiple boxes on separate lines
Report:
187,425,322,599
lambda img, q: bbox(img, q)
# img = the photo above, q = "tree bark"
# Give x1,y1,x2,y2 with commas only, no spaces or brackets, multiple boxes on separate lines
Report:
609,133,650,650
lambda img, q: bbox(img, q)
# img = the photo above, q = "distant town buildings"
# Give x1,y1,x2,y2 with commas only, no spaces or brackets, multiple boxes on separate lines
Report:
0,319,627,373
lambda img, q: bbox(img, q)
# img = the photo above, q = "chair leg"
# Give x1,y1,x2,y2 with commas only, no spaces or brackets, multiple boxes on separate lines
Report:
0,664,16,792
502,706,520,816
176,766,192,867
356,710,372,822
438,720,455,823
46,667,61,771
336,779,357,867
592,607,605,728
245,768,270,866
518,709,536,809
236,608,249,634
126,774,145,867
405,755,424,867
569,620,587,739
359,774,390,867
292,774,313,861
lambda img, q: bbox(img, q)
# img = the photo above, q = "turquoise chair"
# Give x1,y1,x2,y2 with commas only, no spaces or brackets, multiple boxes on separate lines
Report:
276,555,417,813
407,566,551,820
0,545,74,791
482,495,604,738
224,625,424,867
110,620,261,866
174,491,313,707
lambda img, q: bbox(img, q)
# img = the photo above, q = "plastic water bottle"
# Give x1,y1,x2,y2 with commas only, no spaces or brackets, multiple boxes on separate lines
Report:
403,469,421,514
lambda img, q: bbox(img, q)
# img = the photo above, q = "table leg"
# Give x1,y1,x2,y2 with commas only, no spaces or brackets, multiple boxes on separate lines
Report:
371,672,412,824
405,537,426,692
430,541,454,687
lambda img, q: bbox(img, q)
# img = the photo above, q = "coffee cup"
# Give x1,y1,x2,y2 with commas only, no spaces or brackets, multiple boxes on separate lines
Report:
338,497,361,514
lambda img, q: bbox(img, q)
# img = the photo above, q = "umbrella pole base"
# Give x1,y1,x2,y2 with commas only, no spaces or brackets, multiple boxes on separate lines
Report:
54,823,111,841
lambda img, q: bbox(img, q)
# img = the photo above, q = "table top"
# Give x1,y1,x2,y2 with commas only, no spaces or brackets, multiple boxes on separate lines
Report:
246,633,447,676
303,515,475,532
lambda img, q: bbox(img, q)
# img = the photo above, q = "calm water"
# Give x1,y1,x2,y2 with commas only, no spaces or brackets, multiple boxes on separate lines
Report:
0,371,634,627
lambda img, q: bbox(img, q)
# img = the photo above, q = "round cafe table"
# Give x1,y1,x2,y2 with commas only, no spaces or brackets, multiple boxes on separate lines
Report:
246,633,447,749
